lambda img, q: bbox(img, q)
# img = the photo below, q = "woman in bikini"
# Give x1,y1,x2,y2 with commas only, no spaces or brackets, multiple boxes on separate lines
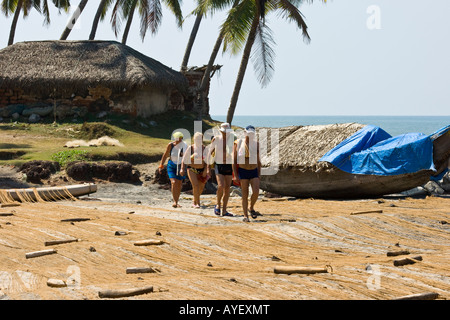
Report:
180,132,209,208
159,131,188,208
233,125,261,222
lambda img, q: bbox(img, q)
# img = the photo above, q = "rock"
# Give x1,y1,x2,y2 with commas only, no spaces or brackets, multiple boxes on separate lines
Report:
28,113,41,123
23,106,53,117
96,111,108,118
0,104,27,117
149,120,157,127
11,112,20,120
400,186,428,197
423,181,444,195
442,172,450,192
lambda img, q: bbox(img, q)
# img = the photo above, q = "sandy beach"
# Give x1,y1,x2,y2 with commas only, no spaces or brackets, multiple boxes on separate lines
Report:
0,164,449,301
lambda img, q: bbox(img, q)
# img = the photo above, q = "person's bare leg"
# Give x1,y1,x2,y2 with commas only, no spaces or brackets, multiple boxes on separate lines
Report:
249,177,260,212
221,175,233,215
188,170,200,206
171,179,182,207
240,179,250,220
216,174,225,212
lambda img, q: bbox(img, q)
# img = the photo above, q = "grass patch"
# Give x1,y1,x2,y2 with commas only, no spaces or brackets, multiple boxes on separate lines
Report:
0,111,222,166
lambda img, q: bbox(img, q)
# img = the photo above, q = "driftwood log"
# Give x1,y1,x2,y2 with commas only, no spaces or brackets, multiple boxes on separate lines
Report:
134,240,165,246
126,267,160,274
393,256,423,267
98,286,154,299
60,218,90,222
274,266,332,275
393,292,439,300
45,239,79,246
0,203,20,208
0,213,14,216
387,250,410,257
26,249,57,259
350,210,383,215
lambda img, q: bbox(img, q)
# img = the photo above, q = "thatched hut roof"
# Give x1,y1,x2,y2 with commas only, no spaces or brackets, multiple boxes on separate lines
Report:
259,123,366,170
0,40,188,96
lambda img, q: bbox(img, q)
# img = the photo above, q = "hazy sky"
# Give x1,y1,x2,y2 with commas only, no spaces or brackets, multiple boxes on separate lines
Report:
1,0,449,116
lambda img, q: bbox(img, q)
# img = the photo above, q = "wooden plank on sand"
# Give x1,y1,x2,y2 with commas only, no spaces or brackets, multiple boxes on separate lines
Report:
274,266,331,275
134,240,165,246
98,286,153,299
387,250,410,257
350,210,383,215
60,218,90,222
26,249,57,259
45,239,79,246
126,267,160,274
393,292,439,300
393,256,422,267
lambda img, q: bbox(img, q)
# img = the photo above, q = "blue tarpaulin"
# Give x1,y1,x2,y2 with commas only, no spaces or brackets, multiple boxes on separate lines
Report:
319,125,437,176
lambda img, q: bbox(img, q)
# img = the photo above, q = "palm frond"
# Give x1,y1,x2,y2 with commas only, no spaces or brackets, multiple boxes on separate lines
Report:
221,0,255,56
1,0,17,15
162,0,183,28
251,19,276,87
145,0,162,35
276,0,310,43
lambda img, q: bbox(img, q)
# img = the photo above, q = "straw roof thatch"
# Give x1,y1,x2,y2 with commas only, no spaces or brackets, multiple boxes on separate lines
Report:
0,40,188,96
259,123,366,170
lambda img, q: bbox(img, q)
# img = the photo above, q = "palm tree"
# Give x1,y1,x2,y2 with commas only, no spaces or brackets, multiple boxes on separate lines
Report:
89,0,113,40
111,0,183,45
2,0,70,45
60,0,88,40
224,0,321,124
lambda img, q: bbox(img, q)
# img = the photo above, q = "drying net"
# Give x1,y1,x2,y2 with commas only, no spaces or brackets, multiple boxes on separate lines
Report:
0,187,78,205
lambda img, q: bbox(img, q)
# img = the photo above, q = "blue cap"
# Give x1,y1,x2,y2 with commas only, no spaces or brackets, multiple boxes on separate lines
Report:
245,125,256,133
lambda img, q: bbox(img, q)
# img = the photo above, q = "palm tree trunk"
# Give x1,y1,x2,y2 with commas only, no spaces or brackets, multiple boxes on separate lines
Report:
89,0,107,40
194,31,224,119
7,0,23,46
60,0,89,40
195,0,240,119
226,14,260,125
180,12,203,71
122,0,138,45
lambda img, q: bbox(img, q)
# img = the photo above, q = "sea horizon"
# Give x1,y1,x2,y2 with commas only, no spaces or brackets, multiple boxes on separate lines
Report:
211,115,450,137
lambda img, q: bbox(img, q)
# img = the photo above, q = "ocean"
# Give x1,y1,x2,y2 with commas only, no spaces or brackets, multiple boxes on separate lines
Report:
211,115,450,137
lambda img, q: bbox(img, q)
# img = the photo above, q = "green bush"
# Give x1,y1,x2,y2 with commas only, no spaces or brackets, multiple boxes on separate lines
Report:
51,149,88,168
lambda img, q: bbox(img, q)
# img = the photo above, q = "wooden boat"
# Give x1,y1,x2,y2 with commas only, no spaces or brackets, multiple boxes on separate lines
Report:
259,124,450,199
2,183,97,202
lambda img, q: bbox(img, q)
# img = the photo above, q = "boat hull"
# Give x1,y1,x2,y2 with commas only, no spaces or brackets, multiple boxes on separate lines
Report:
260,168,433,199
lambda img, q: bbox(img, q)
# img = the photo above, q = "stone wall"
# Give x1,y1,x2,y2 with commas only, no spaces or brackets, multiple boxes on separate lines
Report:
0,67,214,122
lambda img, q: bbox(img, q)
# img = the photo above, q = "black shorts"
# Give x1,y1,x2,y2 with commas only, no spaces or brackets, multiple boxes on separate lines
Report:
215,164,233,176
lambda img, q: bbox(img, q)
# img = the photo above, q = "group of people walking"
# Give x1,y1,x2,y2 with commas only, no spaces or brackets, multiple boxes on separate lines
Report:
158,122,261,222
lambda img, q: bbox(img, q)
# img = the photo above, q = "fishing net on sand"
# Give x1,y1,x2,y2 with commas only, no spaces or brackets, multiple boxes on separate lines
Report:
0,186,78,205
